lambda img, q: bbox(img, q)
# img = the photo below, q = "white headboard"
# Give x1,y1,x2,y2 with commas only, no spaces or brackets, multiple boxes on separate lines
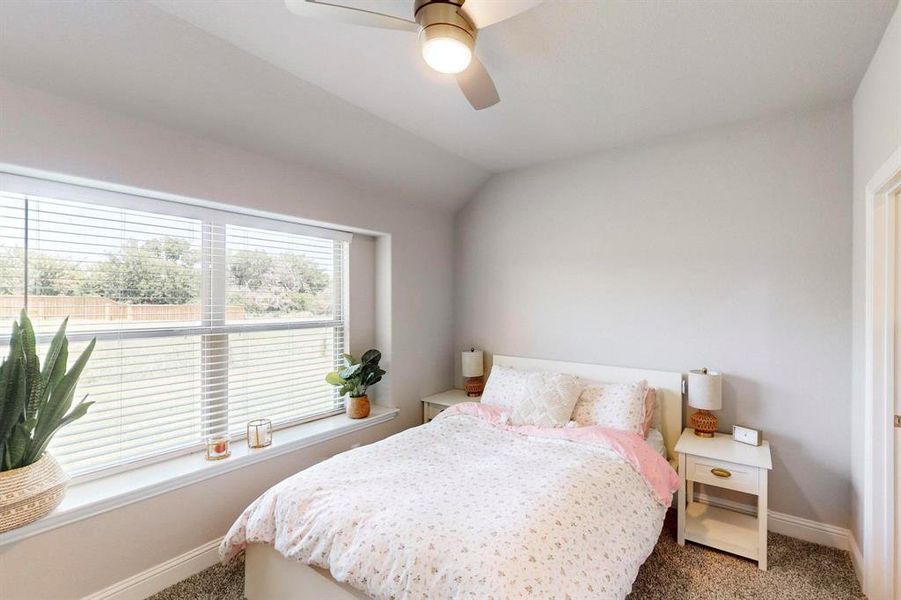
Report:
491,355,684,461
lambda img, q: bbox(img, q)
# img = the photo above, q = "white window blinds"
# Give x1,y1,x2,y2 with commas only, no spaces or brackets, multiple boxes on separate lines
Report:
0,174,350,477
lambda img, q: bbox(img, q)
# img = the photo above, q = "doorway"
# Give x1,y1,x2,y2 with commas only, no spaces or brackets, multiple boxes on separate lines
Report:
864,148,901,600
895,189,900,600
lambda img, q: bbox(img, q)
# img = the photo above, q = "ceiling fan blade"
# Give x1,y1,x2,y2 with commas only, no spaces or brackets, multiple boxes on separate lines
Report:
284,0,418,32
457,0,543,29
456,56,499,110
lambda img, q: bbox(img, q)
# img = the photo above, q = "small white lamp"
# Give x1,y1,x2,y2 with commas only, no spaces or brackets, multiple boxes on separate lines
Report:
462,348,484,397
688,368,722,437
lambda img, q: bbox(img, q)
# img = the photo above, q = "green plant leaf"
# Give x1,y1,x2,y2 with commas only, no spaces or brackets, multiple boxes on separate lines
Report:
35,317,69,419
41,317,69,382
19,312,44,421
6,422,29,469
0,323,25,447
361,349,381,365
19,311,36,362
2,355,26,452
0,356,13,426
40,336,68,416
27,398,93,463
31,337,95,453
325,371,345,386
339,363,361,380
342,353,359,366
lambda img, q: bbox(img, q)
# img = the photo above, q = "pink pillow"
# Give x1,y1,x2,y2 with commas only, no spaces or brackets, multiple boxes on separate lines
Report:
640,387,657,438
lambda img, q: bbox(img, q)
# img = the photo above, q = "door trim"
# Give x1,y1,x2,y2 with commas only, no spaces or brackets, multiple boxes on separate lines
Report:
863,145,901,599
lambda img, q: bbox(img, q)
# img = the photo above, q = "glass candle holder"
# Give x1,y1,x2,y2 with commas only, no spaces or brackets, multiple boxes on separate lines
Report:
205,435,231,460
247,419,272,449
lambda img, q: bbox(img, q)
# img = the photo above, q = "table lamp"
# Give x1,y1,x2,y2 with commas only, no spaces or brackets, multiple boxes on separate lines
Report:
462,348,484,397
688,368,722,437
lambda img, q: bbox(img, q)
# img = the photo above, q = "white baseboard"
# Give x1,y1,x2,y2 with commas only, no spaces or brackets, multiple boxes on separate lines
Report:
82,537,223,600
693,493,850,550
768,510,849,550
82,500,859,600
848,532,865,593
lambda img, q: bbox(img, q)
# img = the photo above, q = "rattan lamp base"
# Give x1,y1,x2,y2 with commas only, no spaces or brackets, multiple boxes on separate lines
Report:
464,376,484,397
690,409,718,437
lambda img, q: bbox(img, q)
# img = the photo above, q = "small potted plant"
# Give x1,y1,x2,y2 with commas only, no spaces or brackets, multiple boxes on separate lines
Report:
325,349,385,419
0,311,95,533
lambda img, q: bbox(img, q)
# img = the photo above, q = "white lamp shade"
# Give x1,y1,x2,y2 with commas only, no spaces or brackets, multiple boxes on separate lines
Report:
462,350,484,378
688,369,722,410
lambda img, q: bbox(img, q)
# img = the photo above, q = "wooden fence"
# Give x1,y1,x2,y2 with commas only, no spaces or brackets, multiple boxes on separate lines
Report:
0,296,245,321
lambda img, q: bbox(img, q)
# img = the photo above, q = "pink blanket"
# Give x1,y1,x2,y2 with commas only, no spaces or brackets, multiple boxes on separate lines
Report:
436,402,679,507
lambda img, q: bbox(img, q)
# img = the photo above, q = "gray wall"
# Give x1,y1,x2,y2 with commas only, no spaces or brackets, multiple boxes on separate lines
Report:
850,3,901,554
455,105,853,527
0,78,455,599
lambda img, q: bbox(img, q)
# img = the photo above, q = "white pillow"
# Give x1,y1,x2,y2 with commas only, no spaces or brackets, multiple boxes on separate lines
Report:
481,365,582,428
571,380,648,434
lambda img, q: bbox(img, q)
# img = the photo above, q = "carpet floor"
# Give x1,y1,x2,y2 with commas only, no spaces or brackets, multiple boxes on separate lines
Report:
150,512,863,599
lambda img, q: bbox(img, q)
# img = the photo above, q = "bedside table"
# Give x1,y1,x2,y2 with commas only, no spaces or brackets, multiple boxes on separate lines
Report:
421,389,473,424
675,428,773,570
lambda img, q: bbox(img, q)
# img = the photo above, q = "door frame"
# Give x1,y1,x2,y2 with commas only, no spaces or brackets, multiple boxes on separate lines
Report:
863,146,901,599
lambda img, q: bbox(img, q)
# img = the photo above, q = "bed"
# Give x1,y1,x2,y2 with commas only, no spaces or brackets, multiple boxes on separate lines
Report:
221,355,683,599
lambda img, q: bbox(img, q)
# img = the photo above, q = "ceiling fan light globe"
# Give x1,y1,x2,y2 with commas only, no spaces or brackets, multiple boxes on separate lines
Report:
419,22,474,74
422,37,472,74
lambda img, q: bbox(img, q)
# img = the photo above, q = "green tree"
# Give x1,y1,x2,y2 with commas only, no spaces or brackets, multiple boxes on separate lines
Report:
29,253,84,296
0,248,23,295
86,238,199,305
229,250,274,290
228,250,330,315
0,248,83,296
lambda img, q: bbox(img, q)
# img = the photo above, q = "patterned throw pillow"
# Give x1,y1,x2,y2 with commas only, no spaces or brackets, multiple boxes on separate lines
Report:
571,380,649,434
481,365,582,428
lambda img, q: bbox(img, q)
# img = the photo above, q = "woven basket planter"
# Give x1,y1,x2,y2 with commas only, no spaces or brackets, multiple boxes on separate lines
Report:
0,454,68,534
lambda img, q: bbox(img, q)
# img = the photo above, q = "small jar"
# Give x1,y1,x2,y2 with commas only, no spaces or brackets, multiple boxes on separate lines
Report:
247,419,272,449
205,435,231,460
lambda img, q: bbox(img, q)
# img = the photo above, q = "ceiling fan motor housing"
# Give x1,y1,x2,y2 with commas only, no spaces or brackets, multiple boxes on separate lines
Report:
414,0,476,54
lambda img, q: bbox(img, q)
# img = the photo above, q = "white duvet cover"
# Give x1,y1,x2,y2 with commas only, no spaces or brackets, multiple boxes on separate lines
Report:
221,407,674,600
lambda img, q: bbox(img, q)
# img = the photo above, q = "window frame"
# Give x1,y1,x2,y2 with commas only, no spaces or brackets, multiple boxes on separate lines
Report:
0,172,353,482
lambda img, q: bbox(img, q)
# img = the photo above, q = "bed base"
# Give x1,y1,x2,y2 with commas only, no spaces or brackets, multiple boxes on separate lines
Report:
245,543,366,600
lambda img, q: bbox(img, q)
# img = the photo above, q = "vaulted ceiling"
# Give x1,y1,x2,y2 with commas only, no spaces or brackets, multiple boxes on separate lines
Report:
0,0,897,208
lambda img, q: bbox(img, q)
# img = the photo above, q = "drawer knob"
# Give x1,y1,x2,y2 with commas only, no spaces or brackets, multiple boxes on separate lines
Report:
710,467,732,478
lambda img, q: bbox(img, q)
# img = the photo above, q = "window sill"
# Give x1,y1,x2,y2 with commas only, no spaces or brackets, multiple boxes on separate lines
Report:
0,405,399,547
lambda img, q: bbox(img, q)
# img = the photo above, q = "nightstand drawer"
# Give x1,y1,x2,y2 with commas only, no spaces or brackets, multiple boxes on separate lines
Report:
686,455,759,494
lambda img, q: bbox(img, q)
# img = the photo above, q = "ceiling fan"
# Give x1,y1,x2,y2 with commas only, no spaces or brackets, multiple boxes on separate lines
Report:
284,0,544,110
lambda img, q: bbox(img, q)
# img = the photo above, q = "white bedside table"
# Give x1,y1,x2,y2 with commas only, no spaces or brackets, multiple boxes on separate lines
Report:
421,389,473,424
675,428,773,570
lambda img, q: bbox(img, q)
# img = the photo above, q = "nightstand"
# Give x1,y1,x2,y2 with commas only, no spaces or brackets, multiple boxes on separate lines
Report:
421,389,473,424
675,428,773,570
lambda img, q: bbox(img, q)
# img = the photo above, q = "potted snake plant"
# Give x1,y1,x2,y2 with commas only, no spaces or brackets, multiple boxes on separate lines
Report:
325,349,386,419
0,311,95,533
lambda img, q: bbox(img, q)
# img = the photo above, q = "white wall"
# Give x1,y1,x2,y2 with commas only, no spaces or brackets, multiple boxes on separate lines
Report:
0,78,455,599
850,2,901,557
349,234,377,357
455,105,853,527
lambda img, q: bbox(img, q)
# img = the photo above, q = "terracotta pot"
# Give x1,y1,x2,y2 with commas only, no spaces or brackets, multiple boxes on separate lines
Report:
0,453,68,534
346,395,370,419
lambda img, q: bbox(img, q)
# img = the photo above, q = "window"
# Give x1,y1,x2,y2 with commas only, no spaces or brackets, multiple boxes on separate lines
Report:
0,174,350,477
